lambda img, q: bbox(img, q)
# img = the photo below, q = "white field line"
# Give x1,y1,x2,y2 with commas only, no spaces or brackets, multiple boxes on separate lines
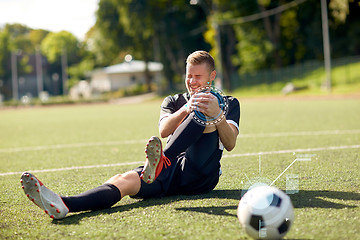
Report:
0,140,145,153
238,129,360,138
1,144,359,177
222,144,360,158
0,161,144,177
1,129,360,153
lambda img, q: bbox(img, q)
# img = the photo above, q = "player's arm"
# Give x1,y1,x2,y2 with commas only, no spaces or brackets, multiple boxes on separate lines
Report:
159,104,189,138
215,118,238,151
195,93,239,151
215,97,240,151
159,94,202,138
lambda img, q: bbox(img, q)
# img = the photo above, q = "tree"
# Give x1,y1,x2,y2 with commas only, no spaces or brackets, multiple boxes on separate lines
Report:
67,41,95,88
96,0,157,92
0,24,35,99
40,31,86,93
329,0,349,24
0,29,11,78
40,31,79,64
29,29,50,48
0,29,12,98
91,0,130,66
209,0,269,86
94,0,209,92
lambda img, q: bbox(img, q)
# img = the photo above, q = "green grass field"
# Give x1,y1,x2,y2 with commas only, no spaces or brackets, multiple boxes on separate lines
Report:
0,96,359,239
233,60,360,97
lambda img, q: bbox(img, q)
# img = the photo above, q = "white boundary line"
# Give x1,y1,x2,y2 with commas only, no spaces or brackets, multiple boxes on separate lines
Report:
238,129,360,138
1,129,359,153
0,161,144,177
1,144,359,177
222,144,360,158
0,140,145,153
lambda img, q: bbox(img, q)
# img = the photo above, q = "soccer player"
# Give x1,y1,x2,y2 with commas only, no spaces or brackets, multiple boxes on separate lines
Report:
21,50,240,219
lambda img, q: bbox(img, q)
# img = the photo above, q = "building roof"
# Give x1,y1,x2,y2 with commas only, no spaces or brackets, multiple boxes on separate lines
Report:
103,60,163,74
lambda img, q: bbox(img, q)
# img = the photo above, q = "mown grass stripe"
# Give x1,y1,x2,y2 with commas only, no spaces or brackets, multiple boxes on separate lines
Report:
1,144,358,177
0,161,144,176
222,144,360,158
1,129,359,153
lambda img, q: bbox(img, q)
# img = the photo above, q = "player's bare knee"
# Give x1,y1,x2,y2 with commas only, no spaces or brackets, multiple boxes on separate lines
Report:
105,171,140,196
114,173,124,180
106,173,124,185
120,171,140,181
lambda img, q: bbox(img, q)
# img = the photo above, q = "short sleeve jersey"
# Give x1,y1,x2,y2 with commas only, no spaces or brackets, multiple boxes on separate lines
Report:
159,92,240,134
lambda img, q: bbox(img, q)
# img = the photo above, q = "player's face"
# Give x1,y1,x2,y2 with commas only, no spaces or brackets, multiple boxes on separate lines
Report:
185,63,216,95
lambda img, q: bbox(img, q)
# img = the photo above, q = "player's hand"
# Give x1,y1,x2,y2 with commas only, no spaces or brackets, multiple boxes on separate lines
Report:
190,92,222,118
185,92,205,114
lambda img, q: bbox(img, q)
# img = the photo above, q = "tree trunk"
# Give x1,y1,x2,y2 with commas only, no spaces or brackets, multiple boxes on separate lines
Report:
223,26,237,92
257,1,283,68
144,60,152,92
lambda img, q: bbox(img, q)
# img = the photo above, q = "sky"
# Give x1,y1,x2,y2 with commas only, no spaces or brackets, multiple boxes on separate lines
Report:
0,0,99,40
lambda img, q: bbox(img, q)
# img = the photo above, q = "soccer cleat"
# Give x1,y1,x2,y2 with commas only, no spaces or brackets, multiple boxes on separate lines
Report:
21,172,69,219
140,136,171,184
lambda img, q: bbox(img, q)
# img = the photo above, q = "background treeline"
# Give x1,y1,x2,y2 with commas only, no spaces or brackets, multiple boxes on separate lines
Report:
0,0,359,99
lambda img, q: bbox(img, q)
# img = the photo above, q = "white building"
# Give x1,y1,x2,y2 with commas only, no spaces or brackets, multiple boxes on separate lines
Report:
90,60,163,93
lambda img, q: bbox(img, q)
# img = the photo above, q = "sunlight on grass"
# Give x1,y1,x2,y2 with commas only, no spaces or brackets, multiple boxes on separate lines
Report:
233,60,360,97
0,98,359,239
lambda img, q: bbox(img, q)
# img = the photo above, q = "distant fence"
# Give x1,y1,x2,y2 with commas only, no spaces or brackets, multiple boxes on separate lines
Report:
231,55,360,88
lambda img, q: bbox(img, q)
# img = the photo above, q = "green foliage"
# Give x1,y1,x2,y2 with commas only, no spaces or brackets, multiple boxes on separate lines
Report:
0,24,34,81
94,0,210,91
329,0,349,24
0,29,11,77
258,0,272,7
18,54,32,75
232,56,360,97
280,9,303,63
214,0,359,85
28,29,50,47
232,25,273,74
67,58,95,88
93,0,129,66
3,23,31,38
12,35,34,54
0,23,95,98
40,31,80,64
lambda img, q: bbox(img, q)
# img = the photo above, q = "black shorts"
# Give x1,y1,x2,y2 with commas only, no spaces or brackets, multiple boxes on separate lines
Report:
132,114,223,199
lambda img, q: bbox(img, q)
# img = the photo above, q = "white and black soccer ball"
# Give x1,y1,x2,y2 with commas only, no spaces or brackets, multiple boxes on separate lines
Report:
237,186,294,239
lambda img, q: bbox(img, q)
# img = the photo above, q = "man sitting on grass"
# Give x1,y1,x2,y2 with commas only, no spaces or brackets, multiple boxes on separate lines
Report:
21,50,240,219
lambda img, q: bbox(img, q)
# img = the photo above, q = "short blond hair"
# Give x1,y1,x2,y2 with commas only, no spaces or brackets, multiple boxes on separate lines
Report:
186,50,215,72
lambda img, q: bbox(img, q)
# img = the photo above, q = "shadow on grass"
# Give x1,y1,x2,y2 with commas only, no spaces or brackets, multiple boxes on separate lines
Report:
289,190,360,209
52,189,359,225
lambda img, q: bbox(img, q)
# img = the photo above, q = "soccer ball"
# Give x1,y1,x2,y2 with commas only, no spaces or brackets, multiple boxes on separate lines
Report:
237,186,294,239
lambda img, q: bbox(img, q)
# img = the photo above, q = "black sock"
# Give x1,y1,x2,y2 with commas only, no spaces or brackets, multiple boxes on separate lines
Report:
61,183,121,212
